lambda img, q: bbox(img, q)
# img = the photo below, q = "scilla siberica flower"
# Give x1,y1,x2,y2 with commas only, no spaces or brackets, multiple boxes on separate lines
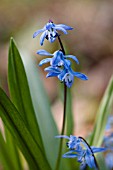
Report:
45,60,88,88
37,49,88,88
37,49,79,67
56,135,107,169
105,152,113,170
33,20,73,45
103,115,113,169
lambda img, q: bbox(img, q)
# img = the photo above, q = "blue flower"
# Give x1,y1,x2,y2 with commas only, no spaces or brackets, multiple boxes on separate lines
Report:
56,135,107,169
103,115,113,147
105,152,113,170
105,115,113,131
65,148,97,170
78,145,106,170
37,49,79,67
45,60,88,88
103,115,113,169
33,20,73,45
55,135,81,150
37,49,88,88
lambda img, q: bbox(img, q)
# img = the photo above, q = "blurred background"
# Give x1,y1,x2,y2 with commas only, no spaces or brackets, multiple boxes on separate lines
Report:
0,0,113,137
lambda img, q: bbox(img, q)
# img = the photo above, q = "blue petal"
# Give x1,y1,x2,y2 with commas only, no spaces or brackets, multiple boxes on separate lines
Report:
58,68,74,88
55,135,70,139
65,55,79,64
63,151,79,158
65,78,74,88
33,28,45,38
63,59,71,69
105,153,113,169
54,26,68,34
58,69,67,81
55,24,73,30
51,51,64,66
80,162,87,170
46,22,55,30
91,146,107,153
40,31,47,45
39,58,51,66
63,154,77,158
37,50,53,56
72,71,88,80
48,36,56,43
46,72,59,78
62,150,81,158
44,66,61,73
85,155,96,168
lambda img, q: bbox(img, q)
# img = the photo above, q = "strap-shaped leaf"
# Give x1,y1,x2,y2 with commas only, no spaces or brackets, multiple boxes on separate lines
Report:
21,48,59,168
89,75,113,146
0,131,19,170
8,37,43,149
0,87,51,170
1,126,23,170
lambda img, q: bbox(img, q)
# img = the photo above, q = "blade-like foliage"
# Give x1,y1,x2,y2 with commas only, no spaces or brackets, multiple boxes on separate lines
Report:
5,127,23,170
0,131,18,170
8,37,43,149
0,87,51,170
89,75,113,146
21,49,59,169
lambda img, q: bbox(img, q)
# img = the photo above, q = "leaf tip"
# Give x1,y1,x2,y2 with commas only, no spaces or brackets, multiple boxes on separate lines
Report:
10,37,15,45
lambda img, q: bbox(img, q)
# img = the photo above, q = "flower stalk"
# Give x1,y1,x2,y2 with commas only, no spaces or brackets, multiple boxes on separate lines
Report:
55,35,67,170
55,83,67,170
33,20,89,170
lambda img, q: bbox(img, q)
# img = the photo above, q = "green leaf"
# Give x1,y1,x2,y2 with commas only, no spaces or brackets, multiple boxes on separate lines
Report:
20,49,59,169
8,37,43,150
0,87,51,170
4,127,23,170
89,75,113,146
0,131,17,170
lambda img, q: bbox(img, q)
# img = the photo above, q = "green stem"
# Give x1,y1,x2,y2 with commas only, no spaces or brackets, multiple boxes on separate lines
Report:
55,83,67,170
57,35,65,55
55,35,67,170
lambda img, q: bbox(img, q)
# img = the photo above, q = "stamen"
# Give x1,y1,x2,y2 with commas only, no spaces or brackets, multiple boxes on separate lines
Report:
49,19,53,23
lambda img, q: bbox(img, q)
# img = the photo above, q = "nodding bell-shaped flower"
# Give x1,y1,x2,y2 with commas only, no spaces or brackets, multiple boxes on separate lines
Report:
37,49,88,88
45,60,88,88
33,20,73,45
37,49,79,67
55,135,81,150
55,135,107,170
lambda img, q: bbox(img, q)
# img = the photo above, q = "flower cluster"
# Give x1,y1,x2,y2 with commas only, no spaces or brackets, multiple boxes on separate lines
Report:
33,20,88,88
37,49,88,88
56,135,107,169
33,20,108,170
